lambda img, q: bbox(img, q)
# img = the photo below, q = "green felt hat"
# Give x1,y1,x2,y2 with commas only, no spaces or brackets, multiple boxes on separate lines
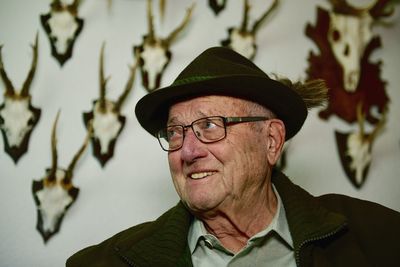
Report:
135,46,308,140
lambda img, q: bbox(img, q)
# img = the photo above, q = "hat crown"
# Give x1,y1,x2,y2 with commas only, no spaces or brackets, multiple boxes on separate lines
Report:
135,46,308,141
172,47,269,86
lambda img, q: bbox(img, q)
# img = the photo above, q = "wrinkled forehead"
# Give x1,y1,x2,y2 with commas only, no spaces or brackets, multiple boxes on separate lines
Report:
167,95,253,123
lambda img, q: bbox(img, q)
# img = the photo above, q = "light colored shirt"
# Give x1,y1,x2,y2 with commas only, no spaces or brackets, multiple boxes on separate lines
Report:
188,185,296,267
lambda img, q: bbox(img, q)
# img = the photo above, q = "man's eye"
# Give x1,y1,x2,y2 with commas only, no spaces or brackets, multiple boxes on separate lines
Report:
167,129,175,139
167,127,182,140
205,120,217,129
199,120,217,130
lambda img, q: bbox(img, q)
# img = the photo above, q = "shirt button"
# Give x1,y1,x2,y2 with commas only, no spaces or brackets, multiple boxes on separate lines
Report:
204,238,214,249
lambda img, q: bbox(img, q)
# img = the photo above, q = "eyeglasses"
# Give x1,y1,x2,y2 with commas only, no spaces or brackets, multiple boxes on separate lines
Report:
157,116,269,152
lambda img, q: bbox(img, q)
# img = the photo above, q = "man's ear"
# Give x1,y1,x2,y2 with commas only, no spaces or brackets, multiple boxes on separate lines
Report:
266,119,285,165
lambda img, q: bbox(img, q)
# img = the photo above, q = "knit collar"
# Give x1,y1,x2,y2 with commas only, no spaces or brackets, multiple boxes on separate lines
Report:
271,169,347,251
114,170,347,267
115,201,194,267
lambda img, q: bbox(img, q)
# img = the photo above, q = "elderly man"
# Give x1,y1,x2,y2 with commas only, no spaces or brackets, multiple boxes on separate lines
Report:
67,47,400,267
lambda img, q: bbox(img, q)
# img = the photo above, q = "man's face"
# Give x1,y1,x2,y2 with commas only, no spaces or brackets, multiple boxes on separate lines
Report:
167,95,274,215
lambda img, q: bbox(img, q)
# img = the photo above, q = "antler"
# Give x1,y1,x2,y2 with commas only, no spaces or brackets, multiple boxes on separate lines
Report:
239,0,251,33
64,121,92,185
356,102,387,144
367,105,387,144
159,0,166,22
328,0,362,15
68,0,82,16
50,0,81,15
113,61,138,112
369,0,395,19
146,0,157,45
163,3,195,46
98,42,109,113
328,0,393,17
50,0,63,11
0,45,15,97
47,110,61,184
251,0,279,34
356,102,366,137
20,32,39,98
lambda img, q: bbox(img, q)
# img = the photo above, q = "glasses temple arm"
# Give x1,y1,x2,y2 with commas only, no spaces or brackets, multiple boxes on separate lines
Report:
225,116,269,124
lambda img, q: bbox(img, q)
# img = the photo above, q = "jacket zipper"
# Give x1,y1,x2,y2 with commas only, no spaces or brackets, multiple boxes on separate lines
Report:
114,246,138,267
295,223,347,267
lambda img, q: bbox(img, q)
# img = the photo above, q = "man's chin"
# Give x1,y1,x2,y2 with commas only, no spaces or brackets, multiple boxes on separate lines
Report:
184,198,221,217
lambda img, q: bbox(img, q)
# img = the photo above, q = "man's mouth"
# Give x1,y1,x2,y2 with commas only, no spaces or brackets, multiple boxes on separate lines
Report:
189,172,216,179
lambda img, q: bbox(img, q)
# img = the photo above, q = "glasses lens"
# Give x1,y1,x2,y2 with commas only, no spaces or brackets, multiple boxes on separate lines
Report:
157,117,227,151
158,125,183,151
193,117,226,142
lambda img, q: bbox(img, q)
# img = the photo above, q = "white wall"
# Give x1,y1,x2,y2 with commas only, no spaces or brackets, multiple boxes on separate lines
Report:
0,0,399,266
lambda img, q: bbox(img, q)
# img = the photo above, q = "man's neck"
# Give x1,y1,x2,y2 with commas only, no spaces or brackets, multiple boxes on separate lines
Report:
198,184,278,253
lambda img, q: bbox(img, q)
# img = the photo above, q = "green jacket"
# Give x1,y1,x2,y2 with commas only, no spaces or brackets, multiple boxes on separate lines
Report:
66,170,400,267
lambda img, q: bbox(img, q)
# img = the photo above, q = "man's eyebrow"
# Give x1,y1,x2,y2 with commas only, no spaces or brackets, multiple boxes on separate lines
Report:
167,117,179,125
167,111,212,125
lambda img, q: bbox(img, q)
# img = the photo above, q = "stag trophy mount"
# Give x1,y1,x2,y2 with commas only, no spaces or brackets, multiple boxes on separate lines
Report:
134,0,195,92
40,0,84,66
221,0,279,60
335,103,387,188
0,33,41,163
305,0,395,188
32,111,92,243
83,43,137,167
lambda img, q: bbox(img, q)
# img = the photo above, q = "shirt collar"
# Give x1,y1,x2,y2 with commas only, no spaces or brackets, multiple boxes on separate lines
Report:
187,184,294,254
188,213,207,254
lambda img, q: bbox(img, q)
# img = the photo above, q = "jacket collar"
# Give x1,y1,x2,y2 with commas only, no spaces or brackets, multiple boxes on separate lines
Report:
115,201,194,267
271,169,347,263
115,170,347,266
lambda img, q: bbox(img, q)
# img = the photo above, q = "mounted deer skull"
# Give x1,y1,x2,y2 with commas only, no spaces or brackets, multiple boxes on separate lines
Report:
335,103,387,188
327,0,393,92
306,0,392,124
134,0,194,92
209,0,228,15
32,111,91,243
40,0,84,66
0,33,41,163
83,43,137,167
221,0,279,60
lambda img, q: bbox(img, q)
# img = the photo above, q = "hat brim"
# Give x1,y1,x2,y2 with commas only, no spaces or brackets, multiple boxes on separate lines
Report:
135,74,307,140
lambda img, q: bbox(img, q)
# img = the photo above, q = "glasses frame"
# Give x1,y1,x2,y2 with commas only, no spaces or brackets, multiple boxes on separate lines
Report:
157,116,269,152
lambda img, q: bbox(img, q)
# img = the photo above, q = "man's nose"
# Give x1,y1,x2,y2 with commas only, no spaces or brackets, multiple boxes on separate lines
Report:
180,128,207,162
